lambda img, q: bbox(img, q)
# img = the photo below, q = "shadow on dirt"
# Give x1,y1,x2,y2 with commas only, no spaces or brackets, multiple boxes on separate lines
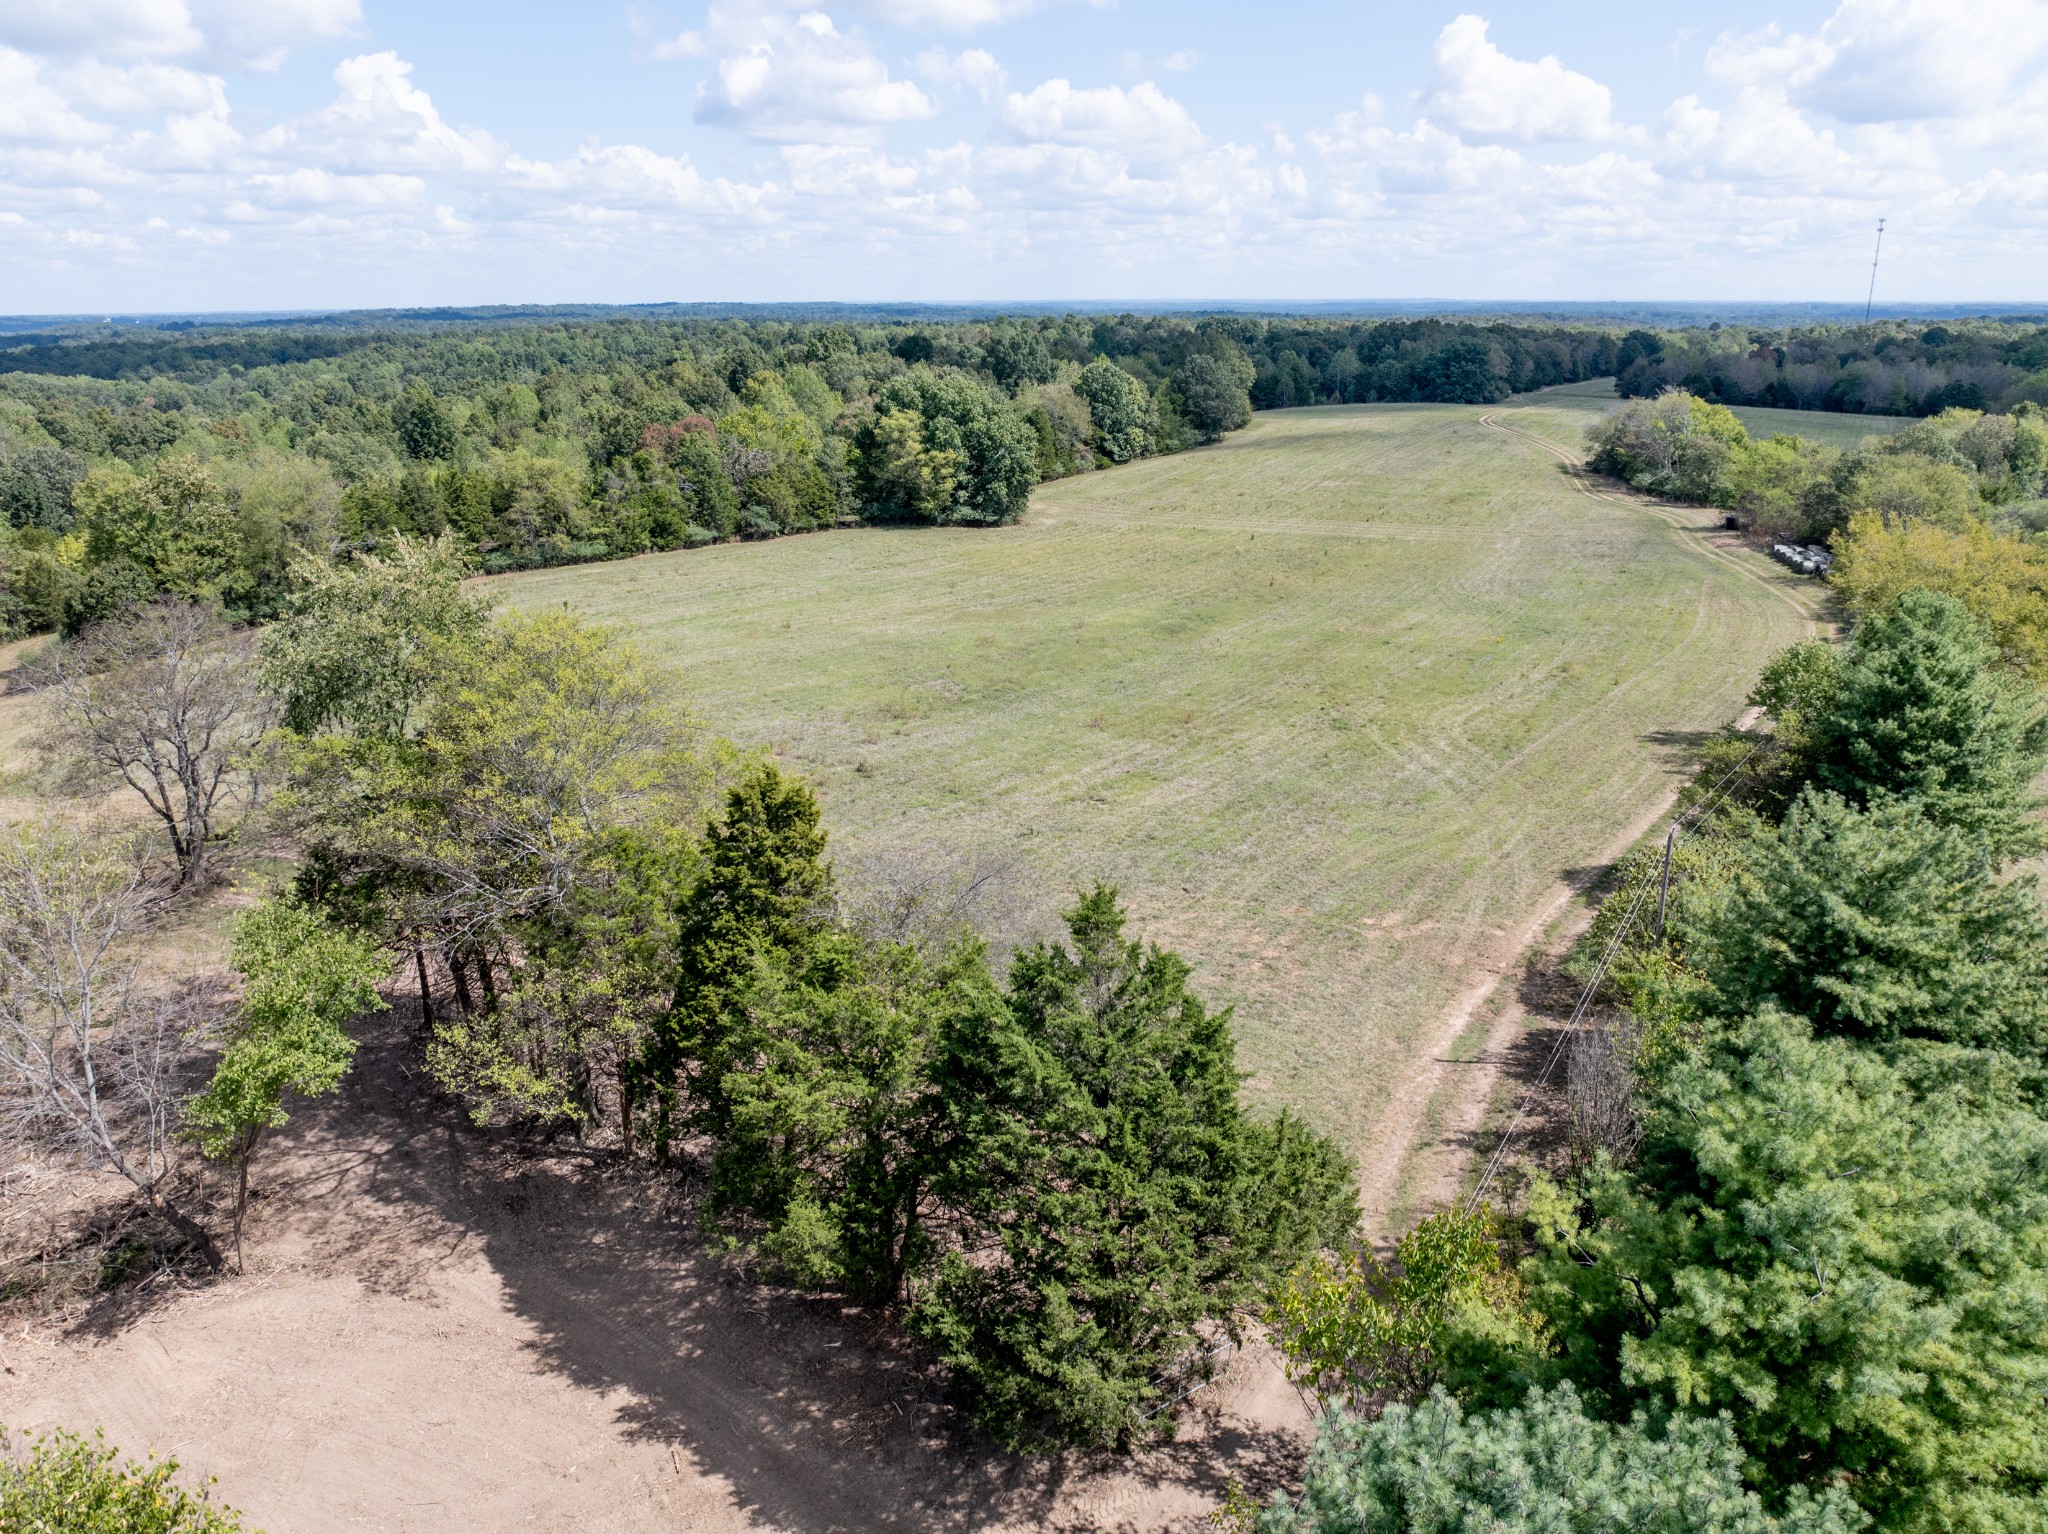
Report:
261,999,1306,1533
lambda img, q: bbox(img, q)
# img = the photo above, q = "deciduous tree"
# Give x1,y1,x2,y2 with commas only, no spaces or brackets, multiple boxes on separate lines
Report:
37,600,273,888
186,899,387,1271
0,825,218,1267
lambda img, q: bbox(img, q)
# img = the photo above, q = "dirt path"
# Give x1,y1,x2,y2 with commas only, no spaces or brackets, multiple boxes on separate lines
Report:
1,1013,1314,1534
1356,413,1827,1228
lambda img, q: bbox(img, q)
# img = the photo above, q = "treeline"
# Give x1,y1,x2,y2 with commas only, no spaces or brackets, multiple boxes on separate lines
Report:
1587,391,2048,673
6,309,2042,642
1615,320,2048,416
1588,392,2048,536
5,542,1355,1452
0,313,1286,628
0,310,1623,637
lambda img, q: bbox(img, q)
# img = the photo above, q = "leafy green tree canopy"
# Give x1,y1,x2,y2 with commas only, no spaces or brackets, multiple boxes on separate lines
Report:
260,532,488,740
852,370,1036,525
394,386,457,461
187,899,388,1269
1074,359,1156,463
1174,353,1254,442
75,453,238,600
1,1425,253,1532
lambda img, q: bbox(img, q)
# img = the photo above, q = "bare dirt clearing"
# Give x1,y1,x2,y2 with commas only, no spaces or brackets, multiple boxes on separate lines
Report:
3,1012,1312,1533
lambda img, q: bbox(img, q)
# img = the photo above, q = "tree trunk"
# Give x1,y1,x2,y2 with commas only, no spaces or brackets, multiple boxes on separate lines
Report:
414,942,436,1030
474,949,499,1009
148,1188,223,1272
618,1073,635,1158
233,1151,251,1274
447,946,475,1015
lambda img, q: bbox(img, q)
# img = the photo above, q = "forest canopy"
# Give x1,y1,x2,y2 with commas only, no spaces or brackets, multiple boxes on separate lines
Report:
5,308,2043,641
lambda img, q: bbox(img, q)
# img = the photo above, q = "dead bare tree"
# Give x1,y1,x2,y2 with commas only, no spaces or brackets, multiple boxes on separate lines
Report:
0,823,218,1267
838,842,1038,960
1565,1012,1645,1171
35,600,275,889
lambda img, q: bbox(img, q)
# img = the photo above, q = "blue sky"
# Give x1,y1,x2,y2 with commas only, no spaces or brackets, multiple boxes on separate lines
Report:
3,0,2045,311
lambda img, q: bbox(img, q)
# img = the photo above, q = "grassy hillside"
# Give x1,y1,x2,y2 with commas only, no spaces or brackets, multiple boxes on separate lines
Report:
494,403,1814,1181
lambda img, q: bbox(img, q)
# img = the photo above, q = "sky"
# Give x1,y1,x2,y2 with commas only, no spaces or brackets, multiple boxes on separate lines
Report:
3,0,2046,311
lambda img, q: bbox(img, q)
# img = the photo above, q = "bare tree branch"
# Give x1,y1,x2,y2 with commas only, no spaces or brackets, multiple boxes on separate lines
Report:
33,600,275,890
0,823,218,1267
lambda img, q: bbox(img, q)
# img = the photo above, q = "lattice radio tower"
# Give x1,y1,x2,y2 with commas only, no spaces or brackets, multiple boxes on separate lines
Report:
1864,217,1887,323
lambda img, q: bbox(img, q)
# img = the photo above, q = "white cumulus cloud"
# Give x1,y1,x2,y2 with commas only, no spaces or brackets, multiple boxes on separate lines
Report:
0,0,357,67
1710,0,2048,123
260,52,505,174
999,79,1205,166
689,10,936,143
846,0,1090,29
1421,15,1620,142
0,47,113,141
914,46,1006,99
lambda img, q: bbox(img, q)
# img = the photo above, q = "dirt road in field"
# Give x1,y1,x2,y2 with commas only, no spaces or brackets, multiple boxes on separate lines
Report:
1354,410,1827,1227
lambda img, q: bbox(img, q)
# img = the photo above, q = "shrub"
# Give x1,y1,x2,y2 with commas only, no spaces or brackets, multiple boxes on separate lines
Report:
0,1425,252,1532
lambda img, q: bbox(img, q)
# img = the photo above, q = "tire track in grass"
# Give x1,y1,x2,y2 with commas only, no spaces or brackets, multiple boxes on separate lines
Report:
1357,410,1823,1230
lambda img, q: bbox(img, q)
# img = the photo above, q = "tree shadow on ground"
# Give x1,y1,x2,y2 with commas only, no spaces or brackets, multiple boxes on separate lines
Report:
263,1000,1307,1533
1642,727,1716,773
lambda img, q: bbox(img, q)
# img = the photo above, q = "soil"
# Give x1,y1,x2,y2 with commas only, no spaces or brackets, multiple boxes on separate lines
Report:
1,1005,1315,1533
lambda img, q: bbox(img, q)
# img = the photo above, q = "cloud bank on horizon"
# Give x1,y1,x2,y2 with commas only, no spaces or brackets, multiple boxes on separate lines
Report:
1,0,2045,310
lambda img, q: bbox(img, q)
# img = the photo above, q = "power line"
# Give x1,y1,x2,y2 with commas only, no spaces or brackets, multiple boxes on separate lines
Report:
1464,739,1765,1213
1864,218,1887,324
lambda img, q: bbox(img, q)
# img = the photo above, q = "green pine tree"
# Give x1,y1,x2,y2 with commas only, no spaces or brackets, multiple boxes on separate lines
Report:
1511,1010,2048,1533
1815,588,2047,858
911,885,1356,1450
1691,788,2048,1056
641,762,834,1147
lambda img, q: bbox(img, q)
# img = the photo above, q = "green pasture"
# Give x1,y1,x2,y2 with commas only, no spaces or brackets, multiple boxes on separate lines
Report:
493,403,1812,1172
1527,377,1910,450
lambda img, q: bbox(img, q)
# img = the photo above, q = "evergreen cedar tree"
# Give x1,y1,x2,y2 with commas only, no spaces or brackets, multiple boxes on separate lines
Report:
913,884,1355,1450
639,764,1357,1449
641,762,833,1147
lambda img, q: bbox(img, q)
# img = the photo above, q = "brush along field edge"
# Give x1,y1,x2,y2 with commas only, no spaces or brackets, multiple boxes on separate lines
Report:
495,404,1816,1234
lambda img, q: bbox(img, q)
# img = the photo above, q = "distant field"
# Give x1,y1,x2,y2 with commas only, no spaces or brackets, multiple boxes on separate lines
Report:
495,404,1813,1201
1526,377,1910,450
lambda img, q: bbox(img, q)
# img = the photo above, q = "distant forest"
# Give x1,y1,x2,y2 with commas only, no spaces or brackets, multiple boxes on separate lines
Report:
3,310,2046,638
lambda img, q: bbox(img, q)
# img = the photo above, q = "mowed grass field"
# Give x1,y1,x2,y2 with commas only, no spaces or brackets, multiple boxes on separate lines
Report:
495,403,1814,1197
1530,377,1909,450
